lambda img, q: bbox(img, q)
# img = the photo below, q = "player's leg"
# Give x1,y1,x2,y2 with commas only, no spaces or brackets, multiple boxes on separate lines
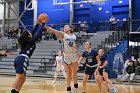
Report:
94,72,102,93
17,74,26,91
52,67,60,84
71,61,78,93
103,71,112,87
65,63,72,92
103,71,117,93
82,74,90,93
11,56,29,93
61,66,67,79
81,66,92,93
97,68,104,92
11,73,25,93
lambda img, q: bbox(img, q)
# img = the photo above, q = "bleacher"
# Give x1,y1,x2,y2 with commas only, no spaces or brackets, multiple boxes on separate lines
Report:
0,31,112,79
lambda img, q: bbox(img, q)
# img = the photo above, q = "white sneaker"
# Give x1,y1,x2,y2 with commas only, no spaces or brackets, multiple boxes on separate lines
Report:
66,91,71,93
52,80,56,84
72,86,78,93
111,87,117,93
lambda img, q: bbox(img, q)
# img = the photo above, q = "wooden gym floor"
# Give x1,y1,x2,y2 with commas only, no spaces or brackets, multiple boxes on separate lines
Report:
0,75,140,93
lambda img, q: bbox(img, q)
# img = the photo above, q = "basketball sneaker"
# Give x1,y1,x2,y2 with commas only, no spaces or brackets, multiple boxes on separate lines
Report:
11,89,19,93
66,91,71,93
111,87,117,93
72,86,78,93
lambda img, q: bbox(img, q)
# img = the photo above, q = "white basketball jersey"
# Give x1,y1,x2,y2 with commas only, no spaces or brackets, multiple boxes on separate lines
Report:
56,56,63,67
63,33,77,54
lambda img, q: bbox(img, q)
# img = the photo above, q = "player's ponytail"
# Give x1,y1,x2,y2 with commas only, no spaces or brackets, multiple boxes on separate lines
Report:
18,30,30,49
69,25,73,33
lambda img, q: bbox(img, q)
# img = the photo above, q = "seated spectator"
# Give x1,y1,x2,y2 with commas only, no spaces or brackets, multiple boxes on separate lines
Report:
44,31,52,40
0,51,15,56
118,59,135,84
52,33,57,40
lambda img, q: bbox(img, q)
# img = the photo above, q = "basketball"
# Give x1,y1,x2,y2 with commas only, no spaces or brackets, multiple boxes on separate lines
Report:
38,13,48,23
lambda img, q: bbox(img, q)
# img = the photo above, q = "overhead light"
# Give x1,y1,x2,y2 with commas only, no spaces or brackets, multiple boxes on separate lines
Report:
117,19,120,21
123,18,126,21
78,21,81,23
80,4,84,7
106,11,109,13
99,7,102,11
119,0,123,4
83,21,87,23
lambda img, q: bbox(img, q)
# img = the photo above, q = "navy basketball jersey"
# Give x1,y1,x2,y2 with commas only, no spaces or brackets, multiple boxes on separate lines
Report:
82,49,98,66
100,55,107,66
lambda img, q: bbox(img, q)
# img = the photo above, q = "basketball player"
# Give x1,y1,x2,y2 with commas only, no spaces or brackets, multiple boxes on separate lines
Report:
98,48,117,93
45,25,80,93
52,50,66,84
78,41,101,93
11,20,47,93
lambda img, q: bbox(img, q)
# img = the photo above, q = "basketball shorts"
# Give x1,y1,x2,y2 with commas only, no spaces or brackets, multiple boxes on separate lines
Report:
64,53,78,64
84,66,96,75
56,66,65,71
14,54,29,74
99,67,108,76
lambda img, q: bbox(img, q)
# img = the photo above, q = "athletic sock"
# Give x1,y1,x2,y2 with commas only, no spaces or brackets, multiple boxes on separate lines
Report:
11,89,17,93
74,83,78,88
67,87,71,91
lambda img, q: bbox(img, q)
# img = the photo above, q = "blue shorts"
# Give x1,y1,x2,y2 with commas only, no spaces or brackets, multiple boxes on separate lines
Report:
14,55,29,74
84,66,96,75
99,67,108,76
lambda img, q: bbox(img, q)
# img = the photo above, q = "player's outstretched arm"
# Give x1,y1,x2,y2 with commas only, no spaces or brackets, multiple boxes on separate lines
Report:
44,26,64,39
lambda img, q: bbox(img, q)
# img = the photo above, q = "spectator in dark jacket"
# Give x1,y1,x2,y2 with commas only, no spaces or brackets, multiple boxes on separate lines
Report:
119,59,135,84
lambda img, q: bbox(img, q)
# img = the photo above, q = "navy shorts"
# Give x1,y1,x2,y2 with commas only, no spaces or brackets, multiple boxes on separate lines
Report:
99,67,108,76
14,55,29,74
99,68,104,76
84,66,96,75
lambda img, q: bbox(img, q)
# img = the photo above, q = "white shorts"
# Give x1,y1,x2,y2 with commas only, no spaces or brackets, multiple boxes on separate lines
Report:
64,53,78,64
56,66,65,71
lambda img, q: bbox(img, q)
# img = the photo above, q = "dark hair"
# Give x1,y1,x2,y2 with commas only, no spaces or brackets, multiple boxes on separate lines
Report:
18,30,30,49
69,25,73,33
